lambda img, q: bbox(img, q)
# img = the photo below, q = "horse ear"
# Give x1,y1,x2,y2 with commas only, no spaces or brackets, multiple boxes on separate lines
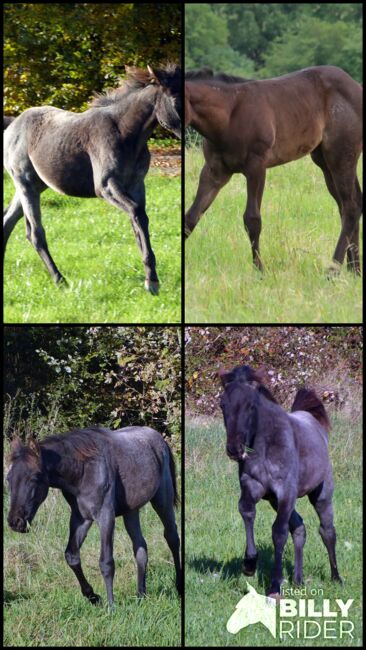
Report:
147,65,158,84
27,436,41,457
252,367,267,385
10,436,23,453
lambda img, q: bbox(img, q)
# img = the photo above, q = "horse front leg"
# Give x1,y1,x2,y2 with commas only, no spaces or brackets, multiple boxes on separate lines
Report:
98,176,159,294
64,511,100,604
243,161,266,271
97,509,116,608
238,475,265,576
185,162,231,238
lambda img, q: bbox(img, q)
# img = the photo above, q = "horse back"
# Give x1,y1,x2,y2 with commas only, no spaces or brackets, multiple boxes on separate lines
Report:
111,427,168,514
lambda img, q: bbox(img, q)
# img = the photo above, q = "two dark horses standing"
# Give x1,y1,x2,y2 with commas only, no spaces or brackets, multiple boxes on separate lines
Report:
4,64,181,294
185,65,362,274
7,426,181,607
219,365,341,597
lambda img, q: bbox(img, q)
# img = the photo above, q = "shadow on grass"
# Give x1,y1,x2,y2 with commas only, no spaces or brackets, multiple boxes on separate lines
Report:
4,589,32,606
188,544,298,592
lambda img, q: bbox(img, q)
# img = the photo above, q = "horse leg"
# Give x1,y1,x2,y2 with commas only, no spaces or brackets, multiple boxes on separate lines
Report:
97,176,159,294
238,475,266,575
64,510,100,604
320,147,362,274
13,180,65,284
3,192,23,251
151,477,182,595
311,146,361,273
269,496,306,585
185,162,231,238
308,480,342,582
289,510,306,585
269,498,295,595
243,159,266,271
123,510,148,597
96,508,115,607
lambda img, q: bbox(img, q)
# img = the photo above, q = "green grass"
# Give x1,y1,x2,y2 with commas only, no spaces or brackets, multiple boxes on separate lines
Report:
4,170,181,323
185,150,363,323
185,415,362,646
4,445,181,646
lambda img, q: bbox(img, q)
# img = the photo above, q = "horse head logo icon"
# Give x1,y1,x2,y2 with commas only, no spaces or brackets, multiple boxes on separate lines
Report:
227,582,276,637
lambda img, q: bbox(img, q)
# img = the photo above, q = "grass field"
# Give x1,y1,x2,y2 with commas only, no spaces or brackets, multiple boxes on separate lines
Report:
185,150,363,323
4,441,182,647
4,168,181,324
185,413,362,647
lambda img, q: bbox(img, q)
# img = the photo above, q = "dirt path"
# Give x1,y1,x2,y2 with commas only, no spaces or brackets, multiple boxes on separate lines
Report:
150,147,181,176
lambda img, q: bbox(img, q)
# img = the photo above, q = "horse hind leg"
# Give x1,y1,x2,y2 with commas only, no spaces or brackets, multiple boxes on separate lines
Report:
150,465,181,595
311,146,362,273
289,510,306,585
13,179,66,284
123,510,148,597
308,481,342,582
4,192,24,251
269,497,306,585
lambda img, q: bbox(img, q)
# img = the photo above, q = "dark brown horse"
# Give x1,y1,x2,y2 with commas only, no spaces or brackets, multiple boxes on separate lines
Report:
185,66,362,274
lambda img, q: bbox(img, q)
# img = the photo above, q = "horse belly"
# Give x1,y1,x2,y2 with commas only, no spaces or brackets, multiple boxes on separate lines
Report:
30,153,96,198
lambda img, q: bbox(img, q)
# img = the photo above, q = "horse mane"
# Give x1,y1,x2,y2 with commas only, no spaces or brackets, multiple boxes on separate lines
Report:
41,427,111,460
291,388,331,432
223,365,278,404
90,62,180,107
185,69,250,84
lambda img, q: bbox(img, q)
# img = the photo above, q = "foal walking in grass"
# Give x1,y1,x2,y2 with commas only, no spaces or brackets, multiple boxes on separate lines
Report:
219,365,341,597
4,64,181,294
7,426,181,607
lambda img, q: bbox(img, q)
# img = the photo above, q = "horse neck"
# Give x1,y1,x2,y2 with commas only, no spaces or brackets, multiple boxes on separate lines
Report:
186,81,231,140
111,86,158,145
41,446,83,494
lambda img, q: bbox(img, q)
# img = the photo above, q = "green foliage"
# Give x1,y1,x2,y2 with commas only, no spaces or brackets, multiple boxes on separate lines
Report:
185,3,254,76
262,16,363,79
185,3,362,81
4,327,181,450
4,3,181,114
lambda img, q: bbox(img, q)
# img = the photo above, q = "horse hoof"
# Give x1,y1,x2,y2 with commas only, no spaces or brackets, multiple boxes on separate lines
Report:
89,593,102,605
267,592,282,604
326,263,341,279
145,280,160,295
55,275,68,288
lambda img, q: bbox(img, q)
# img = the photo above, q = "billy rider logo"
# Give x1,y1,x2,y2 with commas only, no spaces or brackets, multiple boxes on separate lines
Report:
227,583,354,640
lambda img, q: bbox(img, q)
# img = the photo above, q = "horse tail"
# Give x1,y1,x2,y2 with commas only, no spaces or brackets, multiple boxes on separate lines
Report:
166,442,179,508
291,388,331,432
3,115,15,130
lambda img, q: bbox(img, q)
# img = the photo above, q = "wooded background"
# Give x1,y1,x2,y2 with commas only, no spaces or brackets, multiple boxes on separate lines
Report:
4,3,181,114
4,326,181,452
185,326,363,417
185,3,362,81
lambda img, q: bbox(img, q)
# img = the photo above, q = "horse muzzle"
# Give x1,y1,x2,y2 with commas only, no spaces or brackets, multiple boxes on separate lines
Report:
8,516,30,533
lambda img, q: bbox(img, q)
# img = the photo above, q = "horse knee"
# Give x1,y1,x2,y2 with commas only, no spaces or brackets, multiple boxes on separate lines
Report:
65,549,79,567
99,557,115,579
292,523,306,548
